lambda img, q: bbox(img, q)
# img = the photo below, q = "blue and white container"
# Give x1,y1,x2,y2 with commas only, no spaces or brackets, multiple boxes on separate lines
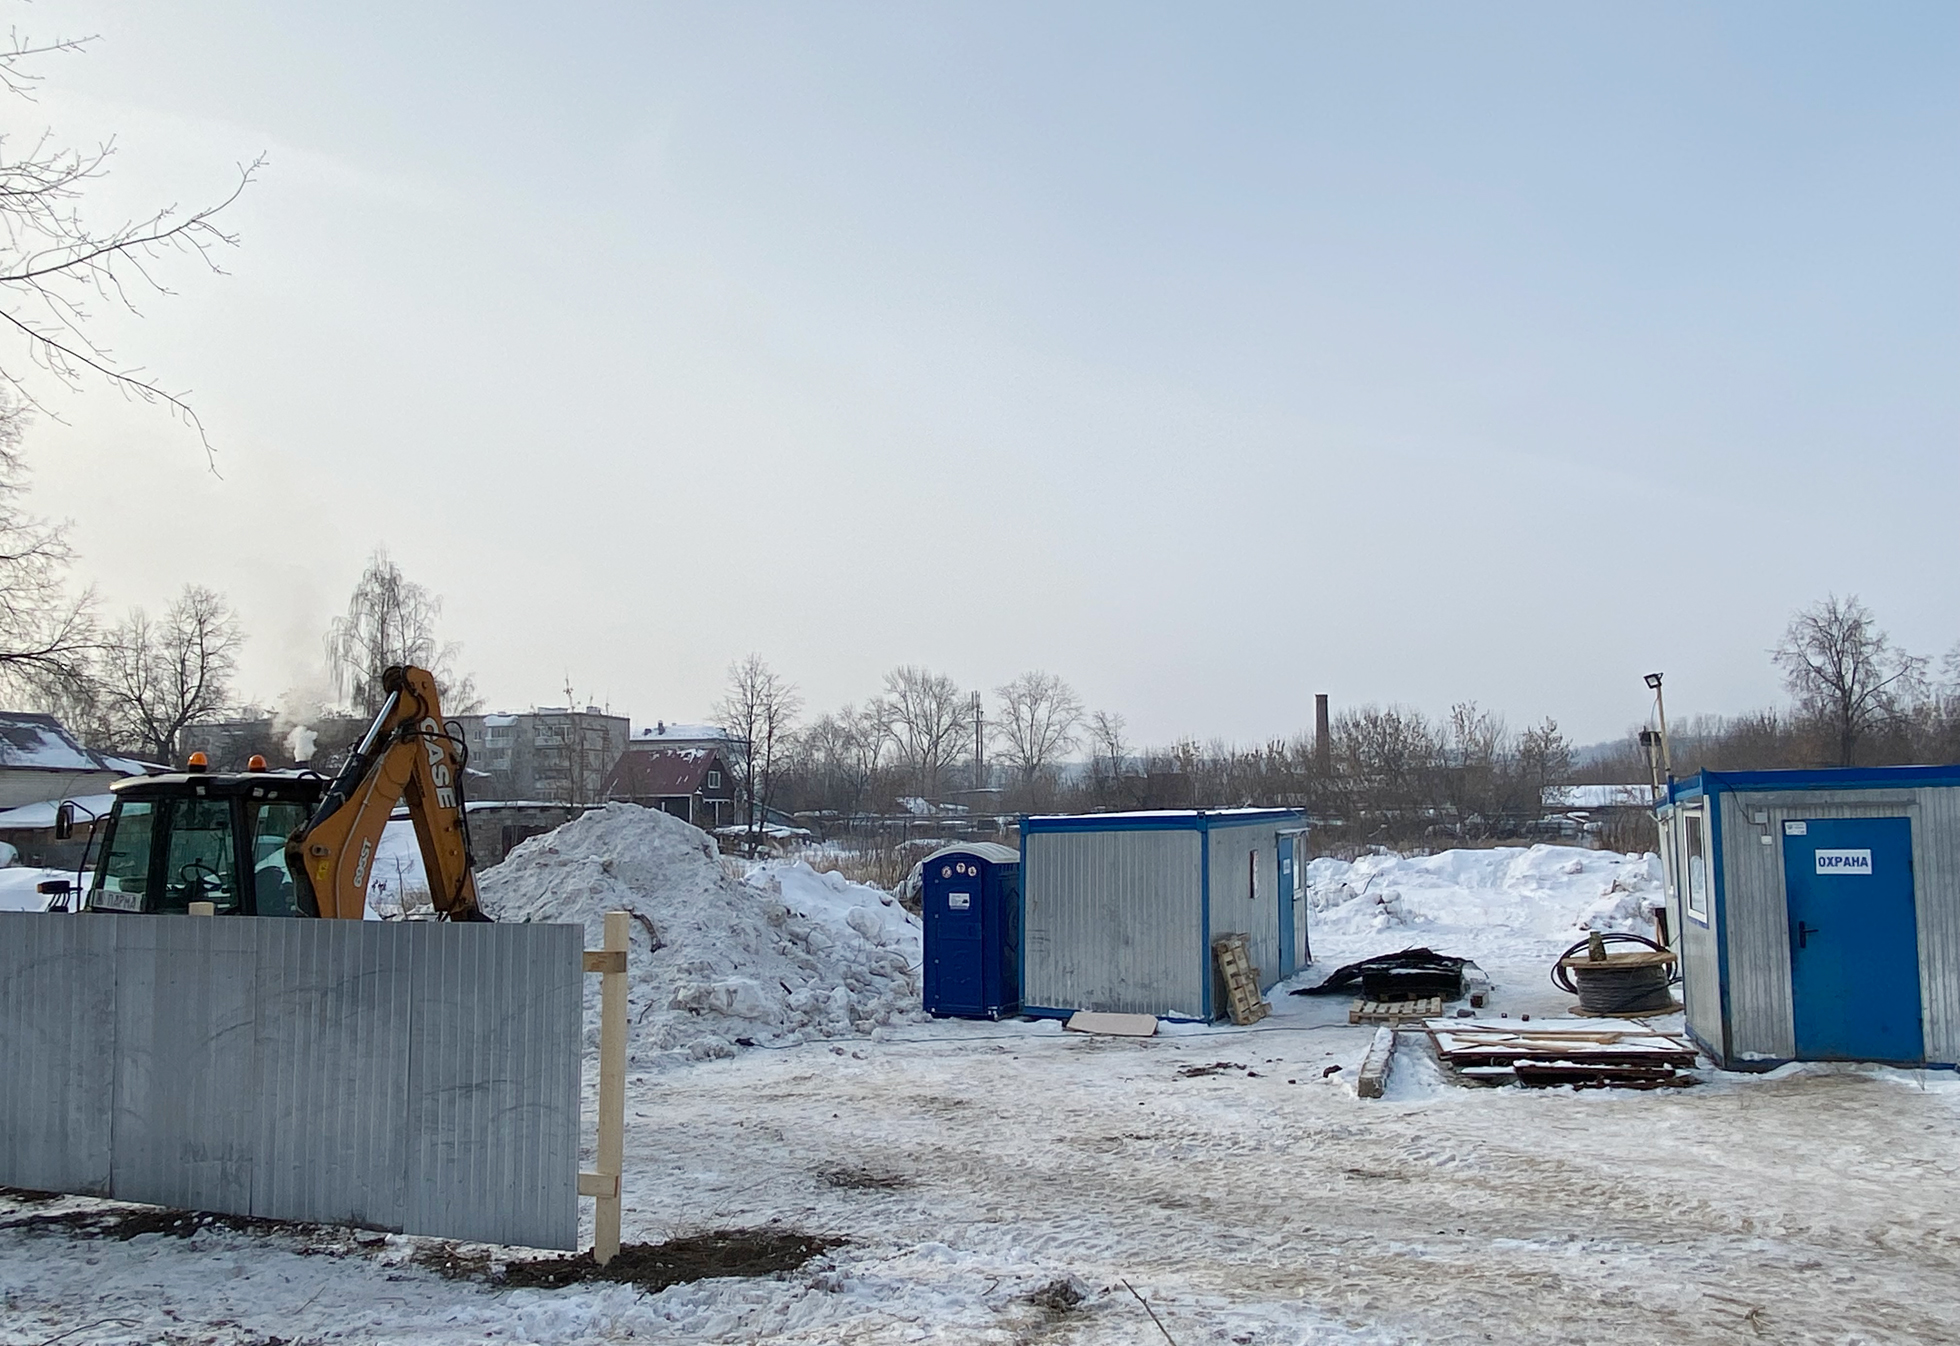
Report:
1020,809,1306,1020
1659,766,1960,1069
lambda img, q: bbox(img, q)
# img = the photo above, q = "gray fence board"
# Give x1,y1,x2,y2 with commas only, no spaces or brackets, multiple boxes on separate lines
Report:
252,919,414,1230
0,913,580,1250
111,916,260,1213
0,914,115,1194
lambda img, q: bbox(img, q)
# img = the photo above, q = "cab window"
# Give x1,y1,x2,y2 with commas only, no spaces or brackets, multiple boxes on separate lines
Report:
157,798,241,914
247,801,309,917
93,801,155,908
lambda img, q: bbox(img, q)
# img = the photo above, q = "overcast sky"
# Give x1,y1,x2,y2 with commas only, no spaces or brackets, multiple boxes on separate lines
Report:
15,2,1959,746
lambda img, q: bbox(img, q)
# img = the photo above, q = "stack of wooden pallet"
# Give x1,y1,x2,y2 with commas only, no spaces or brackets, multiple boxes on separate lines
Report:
1211,933,1269,1026
1424,1018,1698,1089
1350,997,1444,1025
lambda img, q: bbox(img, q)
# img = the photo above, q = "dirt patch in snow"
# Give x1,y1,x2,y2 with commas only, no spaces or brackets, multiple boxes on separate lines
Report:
816,1164,910,1191
0,1200,369,1247
477,804,924,1063
460,1229,843,1294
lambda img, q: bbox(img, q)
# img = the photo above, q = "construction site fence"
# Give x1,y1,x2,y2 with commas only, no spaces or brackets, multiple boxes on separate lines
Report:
0,913,582,1250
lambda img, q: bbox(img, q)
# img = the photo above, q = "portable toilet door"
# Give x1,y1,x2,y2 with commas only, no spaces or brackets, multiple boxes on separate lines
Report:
923,848,1021,1019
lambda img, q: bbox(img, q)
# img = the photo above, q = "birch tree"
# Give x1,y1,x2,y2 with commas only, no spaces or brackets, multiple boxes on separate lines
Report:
326,550,479,716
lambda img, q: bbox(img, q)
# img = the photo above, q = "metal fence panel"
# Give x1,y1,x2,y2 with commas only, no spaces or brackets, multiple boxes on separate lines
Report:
111,915,261,1213
0,914,581,1250
405,922,582,1248
252,920,414,1230
0,913,116,1195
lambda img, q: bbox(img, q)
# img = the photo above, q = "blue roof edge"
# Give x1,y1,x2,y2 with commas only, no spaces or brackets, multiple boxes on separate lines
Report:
1020,808,1305,835
1665,763,1960,805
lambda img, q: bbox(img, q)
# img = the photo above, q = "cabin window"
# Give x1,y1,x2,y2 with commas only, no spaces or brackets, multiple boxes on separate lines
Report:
1684,810,1709,923
158,798,242,914
707,770,722,790
94,801,155,908
247,801,309,917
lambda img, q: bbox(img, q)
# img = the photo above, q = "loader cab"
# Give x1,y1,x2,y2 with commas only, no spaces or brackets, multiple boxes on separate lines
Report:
86,769,327,917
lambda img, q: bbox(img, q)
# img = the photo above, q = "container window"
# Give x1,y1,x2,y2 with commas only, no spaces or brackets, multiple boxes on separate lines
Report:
1684,810,1708,922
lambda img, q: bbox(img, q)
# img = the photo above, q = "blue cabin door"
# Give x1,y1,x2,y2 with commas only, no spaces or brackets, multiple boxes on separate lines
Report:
1276,836,1297,979
929,879,985,1015
1782,817,1923,1063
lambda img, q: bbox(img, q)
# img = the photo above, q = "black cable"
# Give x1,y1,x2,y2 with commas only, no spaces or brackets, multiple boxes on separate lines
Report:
1551,931,1678,1014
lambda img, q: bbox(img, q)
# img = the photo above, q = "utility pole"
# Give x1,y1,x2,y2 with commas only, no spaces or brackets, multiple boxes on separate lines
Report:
1644,673,1673,777
973,691,984,792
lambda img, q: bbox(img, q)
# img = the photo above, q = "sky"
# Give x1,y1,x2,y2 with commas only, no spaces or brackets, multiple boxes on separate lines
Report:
10,2,1958,747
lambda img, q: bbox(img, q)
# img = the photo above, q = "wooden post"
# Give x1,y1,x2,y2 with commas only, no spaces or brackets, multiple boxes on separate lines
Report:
188,901,215,916
591,910,629,1264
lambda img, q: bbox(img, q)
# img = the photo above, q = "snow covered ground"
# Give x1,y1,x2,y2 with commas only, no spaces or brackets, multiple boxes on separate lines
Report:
4,837,1957,1344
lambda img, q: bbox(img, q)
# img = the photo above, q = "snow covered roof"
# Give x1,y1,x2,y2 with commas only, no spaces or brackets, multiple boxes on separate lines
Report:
604,746,731,799
0,713,154,777
922,841,1021,867
630,722,731,743
1543,784,1658,810
0,792,116,830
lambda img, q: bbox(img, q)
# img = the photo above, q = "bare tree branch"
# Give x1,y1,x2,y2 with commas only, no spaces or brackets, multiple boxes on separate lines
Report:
0,29,261,462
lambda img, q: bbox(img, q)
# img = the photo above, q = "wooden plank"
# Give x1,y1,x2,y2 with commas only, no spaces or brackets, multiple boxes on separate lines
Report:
577,1171,619,1198
592,912,629,1267
1065,1011,1159,1037
1357,1027,1396,1098
583,949,627,974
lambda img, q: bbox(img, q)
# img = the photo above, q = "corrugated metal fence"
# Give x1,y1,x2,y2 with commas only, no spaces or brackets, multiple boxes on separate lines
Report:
0,914,581,1250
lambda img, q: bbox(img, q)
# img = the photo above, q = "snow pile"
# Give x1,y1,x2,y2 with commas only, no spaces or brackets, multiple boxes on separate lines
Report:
478,804,922,1062
1306,844,1662,969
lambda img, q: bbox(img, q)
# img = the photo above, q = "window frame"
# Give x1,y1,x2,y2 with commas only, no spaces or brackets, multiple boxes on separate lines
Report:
1683,806,1710,925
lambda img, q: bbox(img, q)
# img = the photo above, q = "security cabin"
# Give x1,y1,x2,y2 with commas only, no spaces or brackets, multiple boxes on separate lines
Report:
1659,767,1960,1070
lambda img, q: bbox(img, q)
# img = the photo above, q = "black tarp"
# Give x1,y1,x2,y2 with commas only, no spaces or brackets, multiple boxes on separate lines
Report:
1289,947,1470,1001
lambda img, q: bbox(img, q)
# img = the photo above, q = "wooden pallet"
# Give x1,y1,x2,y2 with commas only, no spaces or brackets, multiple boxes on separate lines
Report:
1426,1017,1699,1089
1349,997,1443,1025
1211,933,1269,1026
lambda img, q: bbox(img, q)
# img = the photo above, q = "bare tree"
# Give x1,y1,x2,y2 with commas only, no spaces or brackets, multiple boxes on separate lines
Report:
97,584,242,761
1087,710,1130,795
0,393,91,695
0,28,261,453
875,665,971,801
716,654,801,847
1513,717,1572,813
793,701,891,817
994,670,1083,786
326,550,479,716
1773,594,1924,766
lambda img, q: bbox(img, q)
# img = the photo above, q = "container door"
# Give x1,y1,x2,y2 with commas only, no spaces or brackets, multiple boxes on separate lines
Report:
926,868,985,1016
1782,817,1923,1063
1275,836,1297,979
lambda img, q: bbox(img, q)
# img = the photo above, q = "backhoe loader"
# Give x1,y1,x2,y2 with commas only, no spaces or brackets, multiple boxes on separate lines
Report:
59,665,487,920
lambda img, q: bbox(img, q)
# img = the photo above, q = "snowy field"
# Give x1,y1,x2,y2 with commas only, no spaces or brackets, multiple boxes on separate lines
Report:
4,818,1958,1345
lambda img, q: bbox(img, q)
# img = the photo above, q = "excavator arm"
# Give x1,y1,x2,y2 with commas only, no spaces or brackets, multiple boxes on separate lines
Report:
286,665,487,920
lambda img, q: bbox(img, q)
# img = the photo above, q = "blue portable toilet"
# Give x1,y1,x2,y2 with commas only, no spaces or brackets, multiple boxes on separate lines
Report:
921,842,1022,1019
